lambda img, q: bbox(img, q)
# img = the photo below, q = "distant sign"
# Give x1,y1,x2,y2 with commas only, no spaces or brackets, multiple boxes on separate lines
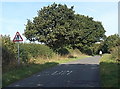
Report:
13,32,23,42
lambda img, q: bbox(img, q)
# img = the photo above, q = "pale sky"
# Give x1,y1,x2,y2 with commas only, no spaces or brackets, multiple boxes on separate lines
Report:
0,1,118,42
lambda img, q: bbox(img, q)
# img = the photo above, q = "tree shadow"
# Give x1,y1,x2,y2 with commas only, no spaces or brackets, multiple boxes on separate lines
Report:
58,48,70,55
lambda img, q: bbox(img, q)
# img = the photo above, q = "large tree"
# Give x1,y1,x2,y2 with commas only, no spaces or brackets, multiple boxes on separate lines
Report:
24,3,106,51
68,14,106,50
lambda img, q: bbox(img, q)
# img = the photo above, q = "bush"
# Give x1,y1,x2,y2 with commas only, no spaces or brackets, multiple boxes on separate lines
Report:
2,35,55,68
19,46,30,64
110,46,120,60
68,48,82,57
57,47,82,58
19,43,54,60
2,35,17,66
81,46,92,55
110,37,120,60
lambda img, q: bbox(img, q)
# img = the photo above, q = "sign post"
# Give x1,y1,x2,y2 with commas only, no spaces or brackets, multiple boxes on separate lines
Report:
13,32,23,65
17,42,20,65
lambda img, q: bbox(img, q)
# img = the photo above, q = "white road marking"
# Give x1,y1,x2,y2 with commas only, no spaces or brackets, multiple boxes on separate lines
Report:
67,71,72,75
61,71,67,75
51,71,58,75
51,70,73,75
59,71,64,74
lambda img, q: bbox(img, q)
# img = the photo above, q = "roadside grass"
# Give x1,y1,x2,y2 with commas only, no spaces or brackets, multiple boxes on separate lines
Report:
2,62,58,87
100,54,119,87
49,55,89,64
3,55,89,87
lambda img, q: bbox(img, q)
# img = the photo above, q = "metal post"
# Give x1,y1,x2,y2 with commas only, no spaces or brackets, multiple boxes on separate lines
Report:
18,42,20,65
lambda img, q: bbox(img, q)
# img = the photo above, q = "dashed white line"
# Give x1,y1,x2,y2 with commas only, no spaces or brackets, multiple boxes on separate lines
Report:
51,71,58,75
67,71,72,75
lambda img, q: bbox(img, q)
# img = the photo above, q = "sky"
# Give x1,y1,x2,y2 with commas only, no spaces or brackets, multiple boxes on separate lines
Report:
118,2,120,36
0,1,118,42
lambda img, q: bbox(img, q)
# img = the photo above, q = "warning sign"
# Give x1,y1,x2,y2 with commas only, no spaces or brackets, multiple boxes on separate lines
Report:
13,32,23,42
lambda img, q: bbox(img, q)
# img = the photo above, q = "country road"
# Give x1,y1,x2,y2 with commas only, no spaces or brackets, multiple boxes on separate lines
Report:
8,56,101,87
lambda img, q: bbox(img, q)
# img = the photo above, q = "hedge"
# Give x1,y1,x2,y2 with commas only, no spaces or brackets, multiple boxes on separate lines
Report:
2,35,54,68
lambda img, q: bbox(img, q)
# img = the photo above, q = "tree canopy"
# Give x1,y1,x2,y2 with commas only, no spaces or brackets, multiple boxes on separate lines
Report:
101,34,120,53
24,3,106,52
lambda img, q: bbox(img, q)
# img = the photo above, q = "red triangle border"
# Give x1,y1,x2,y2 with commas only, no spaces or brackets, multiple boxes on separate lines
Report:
13,32,23,42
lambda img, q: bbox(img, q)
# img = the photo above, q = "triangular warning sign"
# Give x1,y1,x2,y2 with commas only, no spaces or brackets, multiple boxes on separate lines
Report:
13,32,23,42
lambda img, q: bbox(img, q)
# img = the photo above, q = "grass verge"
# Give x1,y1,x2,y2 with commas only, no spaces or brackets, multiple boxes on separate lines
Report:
100,54,119,87
3,55,89,87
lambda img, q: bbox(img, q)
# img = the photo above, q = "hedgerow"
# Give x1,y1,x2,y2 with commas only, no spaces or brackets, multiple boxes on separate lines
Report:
2,35,54,71
2,35,17,66
19,43,54,63
110,38,120,61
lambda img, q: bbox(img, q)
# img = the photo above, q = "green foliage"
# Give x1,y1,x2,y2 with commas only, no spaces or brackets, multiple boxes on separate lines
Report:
3,62,58,87
19,46,30,64
24,3,106,52
110,46,120,60
1,35,17,65
102,34,120,53
70,15,105,49
100,54,119,87
82,45,93,55
24,3,75,49
19,43,54,61
68,48,83,58
70,48,82,55
57,47,70,55
110,37,120,60
91,42,104,55
57,47,83,58
2,35,55,68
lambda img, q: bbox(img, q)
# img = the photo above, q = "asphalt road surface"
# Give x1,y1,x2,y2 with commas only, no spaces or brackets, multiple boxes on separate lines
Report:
8,56,101,87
